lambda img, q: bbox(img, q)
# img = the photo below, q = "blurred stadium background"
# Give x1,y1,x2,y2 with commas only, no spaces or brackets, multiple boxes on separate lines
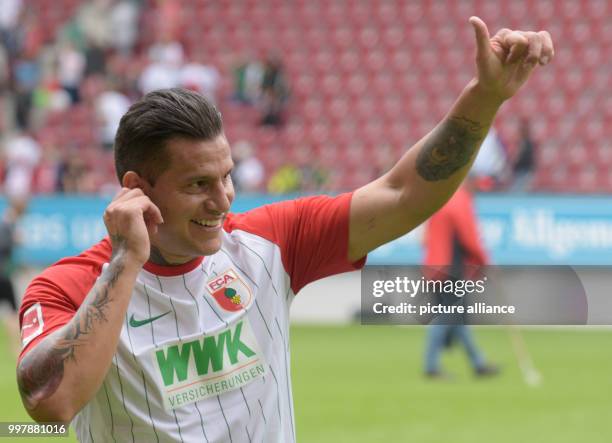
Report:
0,0,610,442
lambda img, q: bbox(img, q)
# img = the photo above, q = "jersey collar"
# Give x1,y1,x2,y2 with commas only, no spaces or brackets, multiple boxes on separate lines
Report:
143,256,204,276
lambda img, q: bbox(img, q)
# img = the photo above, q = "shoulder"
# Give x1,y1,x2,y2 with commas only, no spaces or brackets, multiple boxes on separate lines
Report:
25,238,113,306
40,237,112,279
223,193,353,241
224,194,353,228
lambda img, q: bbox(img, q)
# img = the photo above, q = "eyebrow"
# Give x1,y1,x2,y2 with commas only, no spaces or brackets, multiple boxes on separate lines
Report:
184,175,213,183
184,167,233,183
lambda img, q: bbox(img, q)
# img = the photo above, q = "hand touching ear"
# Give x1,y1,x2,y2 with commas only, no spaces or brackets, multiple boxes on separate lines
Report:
104,187,164,265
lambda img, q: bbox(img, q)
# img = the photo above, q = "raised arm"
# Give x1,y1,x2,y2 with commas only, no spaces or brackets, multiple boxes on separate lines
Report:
348,17,553,261
16,188,162,423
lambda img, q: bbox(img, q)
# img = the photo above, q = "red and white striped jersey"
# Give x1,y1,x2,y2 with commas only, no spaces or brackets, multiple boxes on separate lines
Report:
19,193,366,443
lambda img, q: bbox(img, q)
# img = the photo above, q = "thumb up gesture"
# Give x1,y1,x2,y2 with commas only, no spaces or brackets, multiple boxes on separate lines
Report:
469,16,554,101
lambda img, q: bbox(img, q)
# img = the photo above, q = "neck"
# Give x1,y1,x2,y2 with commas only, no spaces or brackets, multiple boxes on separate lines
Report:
148,246,191,266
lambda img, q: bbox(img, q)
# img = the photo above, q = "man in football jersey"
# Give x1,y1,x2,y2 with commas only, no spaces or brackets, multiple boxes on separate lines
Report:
16,17,553,442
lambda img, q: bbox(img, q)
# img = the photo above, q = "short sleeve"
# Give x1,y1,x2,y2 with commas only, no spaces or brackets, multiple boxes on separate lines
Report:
18,238,112,361
224,192,366,293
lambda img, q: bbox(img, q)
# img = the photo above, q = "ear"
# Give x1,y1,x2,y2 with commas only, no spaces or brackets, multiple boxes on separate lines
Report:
122,171,146,190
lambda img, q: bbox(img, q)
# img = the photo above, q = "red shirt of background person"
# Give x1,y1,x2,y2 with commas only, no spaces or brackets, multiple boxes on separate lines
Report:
423,182,489,282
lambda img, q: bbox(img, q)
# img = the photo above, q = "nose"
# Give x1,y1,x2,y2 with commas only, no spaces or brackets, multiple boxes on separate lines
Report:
205,179,232,215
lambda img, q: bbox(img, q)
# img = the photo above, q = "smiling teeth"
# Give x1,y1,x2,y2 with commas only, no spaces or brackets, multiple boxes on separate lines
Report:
193,219,221,227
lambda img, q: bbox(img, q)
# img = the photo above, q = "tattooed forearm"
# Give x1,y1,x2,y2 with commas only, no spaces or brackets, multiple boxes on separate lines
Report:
110,233,127,259
416,116,486,181
17,257,126,410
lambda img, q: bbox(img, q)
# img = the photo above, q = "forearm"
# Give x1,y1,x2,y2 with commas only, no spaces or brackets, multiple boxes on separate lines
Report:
17,251,142,423
388,78,504,216
347,79,505,260
349,19,553,261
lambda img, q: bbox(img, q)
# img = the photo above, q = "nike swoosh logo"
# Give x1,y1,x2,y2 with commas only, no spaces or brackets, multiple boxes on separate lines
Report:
129,311,171,328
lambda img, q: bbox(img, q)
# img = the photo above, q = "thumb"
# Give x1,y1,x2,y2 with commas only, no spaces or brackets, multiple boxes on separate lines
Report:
469,16,491,59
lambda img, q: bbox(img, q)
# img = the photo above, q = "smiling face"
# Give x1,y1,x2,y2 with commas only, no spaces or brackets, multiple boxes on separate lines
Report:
140,134,235,263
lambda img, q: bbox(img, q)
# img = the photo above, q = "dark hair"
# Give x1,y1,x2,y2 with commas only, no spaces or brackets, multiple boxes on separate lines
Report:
114,88,223,184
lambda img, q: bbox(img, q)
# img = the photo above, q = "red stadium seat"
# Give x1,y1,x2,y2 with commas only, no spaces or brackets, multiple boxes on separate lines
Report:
23,0,609,193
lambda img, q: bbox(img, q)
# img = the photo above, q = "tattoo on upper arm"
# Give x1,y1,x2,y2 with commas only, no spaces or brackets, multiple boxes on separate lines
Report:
416,116,485,181
17,254,126,409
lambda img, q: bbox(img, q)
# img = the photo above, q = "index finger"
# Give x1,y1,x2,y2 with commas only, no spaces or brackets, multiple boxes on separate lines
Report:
500,30,529,64
524,31,543,66
113,187,133,200
538,30,554,65
141,197,164,226
112,187,146,203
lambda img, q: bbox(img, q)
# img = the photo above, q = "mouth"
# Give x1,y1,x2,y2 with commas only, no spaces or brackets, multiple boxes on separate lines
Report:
190,217,224,231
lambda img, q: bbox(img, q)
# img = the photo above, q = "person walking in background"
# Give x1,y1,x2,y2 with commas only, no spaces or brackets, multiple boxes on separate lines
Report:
423,179,499,379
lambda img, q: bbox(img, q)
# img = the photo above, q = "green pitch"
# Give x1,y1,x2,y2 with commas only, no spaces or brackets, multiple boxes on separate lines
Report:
291,325,612,443
0,326,609,442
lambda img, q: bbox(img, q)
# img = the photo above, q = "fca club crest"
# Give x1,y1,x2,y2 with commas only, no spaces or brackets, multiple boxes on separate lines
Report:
206,269,252,312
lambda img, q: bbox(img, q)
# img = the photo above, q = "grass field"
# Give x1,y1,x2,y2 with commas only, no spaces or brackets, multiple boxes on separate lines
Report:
0,325,609,442
292,326,611,443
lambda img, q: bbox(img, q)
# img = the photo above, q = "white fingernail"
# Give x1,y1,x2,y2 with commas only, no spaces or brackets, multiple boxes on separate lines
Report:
540,56,549,65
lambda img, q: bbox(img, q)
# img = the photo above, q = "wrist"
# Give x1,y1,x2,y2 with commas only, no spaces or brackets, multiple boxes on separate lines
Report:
448,78,505,127
110,247,147,272
466,78,507,108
